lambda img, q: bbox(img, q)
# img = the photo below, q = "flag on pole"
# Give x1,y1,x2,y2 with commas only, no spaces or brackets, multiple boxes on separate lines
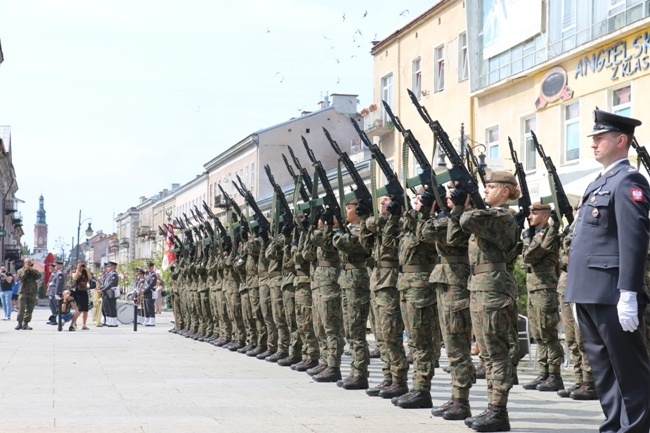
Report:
161,223,176,270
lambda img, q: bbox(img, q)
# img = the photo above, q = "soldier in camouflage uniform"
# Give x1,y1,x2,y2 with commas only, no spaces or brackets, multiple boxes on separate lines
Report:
264,229,291,362
385,193,438,409
205,237,221,344
359,196,408,397
277,223,303,366
452,171,520,432
332,199,372,390
223,241,246,351
290,218,320,371
196,228,214,342
243,228,268,357
309,210,344,382
520,202,564,392
213,245,233,347
421,184,475,420
235,234,257,354
256,228,277,359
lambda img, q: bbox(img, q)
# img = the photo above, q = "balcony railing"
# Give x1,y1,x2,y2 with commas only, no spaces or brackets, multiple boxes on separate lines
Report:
363,110,394,137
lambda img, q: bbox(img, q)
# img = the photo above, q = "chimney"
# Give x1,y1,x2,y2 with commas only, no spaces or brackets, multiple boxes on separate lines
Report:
330,93,358,115
317,100,324,110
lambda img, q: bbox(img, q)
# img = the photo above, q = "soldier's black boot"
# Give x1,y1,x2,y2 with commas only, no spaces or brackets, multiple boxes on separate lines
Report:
379,381,408,399
265,352,288,363
536,373,564,392
557,382,581,398
237,343,254,354
470,404,510,432
369,347,381,358
306,363,328,376
277,354,302,367
475,364,486,379
395,390,433,409
366,379,392,397
342,376,369,390
256,348,275,359
570,381,598,400
247,345,266,357
464,405,493,428
522,372,549,390
441,397,471,421
431,398,453,416
228,340,245,352
293,358,319,372
313,366,342,383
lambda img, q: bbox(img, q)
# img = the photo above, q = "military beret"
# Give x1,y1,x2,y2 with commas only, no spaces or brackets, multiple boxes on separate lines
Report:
587,109,642,137
531,202,551,211
55,260,63,265
135,267,145,274
146,261,155,267
107,261,117,267
346,198,359,205
485,171,517,186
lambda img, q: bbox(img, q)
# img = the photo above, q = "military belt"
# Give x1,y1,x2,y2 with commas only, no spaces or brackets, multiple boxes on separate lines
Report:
400,264,436,273
317,261,340,268
526,266,556,274
258,271,268,277
375,260,399,268
344,262,367,271
267,271,281,277
440,256,470,265
295,270,309,277
471,263,507,275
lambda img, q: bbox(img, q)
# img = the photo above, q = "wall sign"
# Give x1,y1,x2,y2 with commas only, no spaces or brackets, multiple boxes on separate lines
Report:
575,32,650,81
535,66,573,109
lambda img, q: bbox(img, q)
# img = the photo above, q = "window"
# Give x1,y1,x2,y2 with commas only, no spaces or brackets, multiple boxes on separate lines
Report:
412,58,422,99
486,126,499,158
561,0,576,31
613,85,631,117
381,73,394,123
250,162,255,193
245,165,249,187
434,45,445,92
564,102,580,162
458,32,469,81
524,117,537,171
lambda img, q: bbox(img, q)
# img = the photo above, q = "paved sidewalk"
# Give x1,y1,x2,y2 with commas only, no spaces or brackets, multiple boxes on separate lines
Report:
0,306,602,433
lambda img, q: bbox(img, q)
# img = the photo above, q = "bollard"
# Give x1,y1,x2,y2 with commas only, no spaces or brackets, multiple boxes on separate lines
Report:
133,302,138,332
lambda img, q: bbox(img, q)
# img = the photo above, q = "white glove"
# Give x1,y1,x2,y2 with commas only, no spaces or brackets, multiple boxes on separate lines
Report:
571,302,579,328
617,290,639,332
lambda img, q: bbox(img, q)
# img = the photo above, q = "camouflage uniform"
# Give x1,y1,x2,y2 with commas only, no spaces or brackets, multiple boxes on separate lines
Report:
310,224,344,368
360,213,407,387
387,207,439,394
196,245,213,339
303,226,329,367
292,230,319,362
265,234,290,356
333,222,371,380
224,247,246,345
244,234,268,351
216,252,232,344
454,204,518,407
258,234,277,356
16,265,42,328
281,232,301,358
170,261,184,332
235,248,256,349
206,250,221,342
422,211,475,399
521,222,564,377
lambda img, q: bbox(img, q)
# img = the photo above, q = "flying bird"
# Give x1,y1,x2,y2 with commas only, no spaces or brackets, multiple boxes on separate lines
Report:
400,9,409,16
266,28,271,33
342,12,345,21
334,58,340,64
323,34,331,40
337,77,340,84
363,10,368,18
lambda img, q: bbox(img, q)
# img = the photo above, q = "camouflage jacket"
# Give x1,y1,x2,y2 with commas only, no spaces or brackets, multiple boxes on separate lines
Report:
280,234,296,289
257,236,270,286
360,214,399,290
310,224,341,287
521,222,560,291
454,205,518,296
265,234,284,287
18,267,41,294
244,236,261,289
222,248,241,293
292,231,311,286
333,223,371,290
421,211,470,286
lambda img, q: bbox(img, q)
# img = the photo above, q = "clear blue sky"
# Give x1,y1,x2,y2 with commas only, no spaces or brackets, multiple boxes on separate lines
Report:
0,0,436,255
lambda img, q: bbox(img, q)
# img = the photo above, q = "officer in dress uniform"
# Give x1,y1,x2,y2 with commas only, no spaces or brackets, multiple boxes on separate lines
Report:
143,261,157,326
566,109,650,433
101,261,119,327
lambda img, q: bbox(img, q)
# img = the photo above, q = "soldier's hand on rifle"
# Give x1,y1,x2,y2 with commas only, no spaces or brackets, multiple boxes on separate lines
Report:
241,230,249,242
300,214,310,230
320,209,334,226
550,209,560,225
281,222,295,237
355,201,371,217
387,199,403,216
449,184,468,206
527,226,536,240
259,227,269,241
514,211,527,229
419,188,435,207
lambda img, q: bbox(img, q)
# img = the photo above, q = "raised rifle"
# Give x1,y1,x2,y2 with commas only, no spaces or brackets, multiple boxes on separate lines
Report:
406,88,485,209
632,137,650,175
289,144,314,193
508,137,531,226
282,154,311,203
532,130,574,225
382,100,450,212
263,164,294,227
302,136,346,227
350,117,407,207
234,175,270,233
323,127,373,212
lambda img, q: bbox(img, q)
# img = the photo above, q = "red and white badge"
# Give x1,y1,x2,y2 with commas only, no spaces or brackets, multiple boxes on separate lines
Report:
631,188,645,202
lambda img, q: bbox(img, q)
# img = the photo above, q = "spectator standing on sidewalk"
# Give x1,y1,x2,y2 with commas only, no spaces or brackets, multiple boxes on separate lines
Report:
0,267,14,320
16,258,42,330
71,260,91,330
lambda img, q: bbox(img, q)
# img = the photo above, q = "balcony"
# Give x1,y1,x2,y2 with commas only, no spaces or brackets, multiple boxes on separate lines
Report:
4,246,20,260
136,225,153,238
119,238,129,247
363,110,394,137
3,199,16,215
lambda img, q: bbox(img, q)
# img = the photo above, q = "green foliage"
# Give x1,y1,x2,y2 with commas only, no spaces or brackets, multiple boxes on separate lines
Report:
513,260,528,315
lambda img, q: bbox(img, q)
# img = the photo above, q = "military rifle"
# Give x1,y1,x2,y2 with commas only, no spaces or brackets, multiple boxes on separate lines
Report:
350,117,407,207
263,164,294,227
282,154,311,203
322,127,373,212
302,137,346,228
632,137,650,175
532,130,574,225
233,175,270,233
382,100,450,212
290,143,315,193
406,89,485,209
508,137,531,226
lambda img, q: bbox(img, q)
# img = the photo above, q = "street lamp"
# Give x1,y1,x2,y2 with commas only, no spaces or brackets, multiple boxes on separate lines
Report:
76,210,94,263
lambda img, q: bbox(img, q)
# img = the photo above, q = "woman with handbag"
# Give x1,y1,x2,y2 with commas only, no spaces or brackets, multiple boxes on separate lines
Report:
71,260,91,330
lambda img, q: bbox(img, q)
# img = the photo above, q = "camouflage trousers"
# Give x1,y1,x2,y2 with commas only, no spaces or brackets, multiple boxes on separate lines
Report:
311,286,329,365
240,288,257,345
470,290,515,406
343,286,370,378
436,283,475,399
216,290,232,341
317,284,345,368
248,287,267,347
209,289,221,338
527,289,564,374
226,289,246,343
172,291,184,331
374,287,407,383
270,284,290,354
197,289,213,337
16,292,37,326
560,296,593,383
295,282,319,360
400,285,437,392
259,282,277,351
283,284,302,356
187,290,199,333
341,290,349,341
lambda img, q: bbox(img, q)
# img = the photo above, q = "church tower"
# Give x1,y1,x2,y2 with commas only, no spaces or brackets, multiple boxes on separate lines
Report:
33,194,48,255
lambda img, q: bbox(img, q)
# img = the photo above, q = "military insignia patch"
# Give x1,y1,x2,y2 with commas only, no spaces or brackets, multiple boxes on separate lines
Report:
631,188,644,202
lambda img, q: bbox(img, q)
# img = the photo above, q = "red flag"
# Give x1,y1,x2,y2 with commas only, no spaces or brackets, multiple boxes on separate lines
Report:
43,252,55,285
162,223,176,270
